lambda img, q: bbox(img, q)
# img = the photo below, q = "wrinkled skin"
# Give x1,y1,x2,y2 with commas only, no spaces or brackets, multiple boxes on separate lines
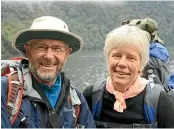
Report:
24,39,72,86
107,46,142,92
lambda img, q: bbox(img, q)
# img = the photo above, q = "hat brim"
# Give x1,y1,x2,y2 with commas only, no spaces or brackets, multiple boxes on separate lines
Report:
12,29,83,56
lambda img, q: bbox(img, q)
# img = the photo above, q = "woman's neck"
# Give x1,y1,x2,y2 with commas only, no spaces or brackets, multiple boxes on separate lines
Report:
112,83,130,93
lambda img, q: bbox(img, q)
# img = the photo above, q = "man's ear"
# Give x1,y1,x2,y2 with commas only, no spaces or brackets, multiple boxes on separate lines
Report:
66,48,72,56
24,44,30,58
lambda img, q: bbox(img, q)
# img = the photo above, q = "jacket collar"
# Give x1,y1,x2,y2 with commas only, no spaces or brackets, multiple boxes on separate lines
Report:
19,59,69,100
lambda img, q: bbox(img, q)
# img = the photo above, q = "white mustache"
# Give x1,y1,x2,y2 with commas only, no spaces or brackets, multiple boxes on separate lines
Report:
40,60,59,65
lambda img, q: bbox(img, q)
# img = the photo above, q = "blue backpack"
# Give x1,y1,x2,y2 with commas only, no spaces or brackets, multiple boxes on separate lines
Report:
144,42,174,98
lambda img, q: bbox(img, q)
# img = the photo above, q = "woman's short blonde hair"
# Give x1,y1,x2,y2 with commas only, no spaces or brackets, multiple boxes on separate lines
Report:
104,25,150,71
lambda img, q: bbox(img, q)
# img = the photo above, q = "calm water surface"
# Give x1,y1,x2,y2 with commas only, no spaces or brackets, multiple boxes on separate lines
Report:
2,49,174,92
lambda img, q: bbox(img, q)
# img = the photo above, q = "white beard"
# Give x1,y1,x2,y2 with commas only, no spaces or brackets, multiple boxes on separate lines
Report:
29,62,59,82
36,69,58,82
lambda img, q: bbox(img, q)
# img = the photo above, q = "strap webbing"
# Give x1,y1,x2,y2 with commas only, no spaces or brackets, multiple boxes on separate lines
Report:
6,72,24,125
32,76,62,128
95,121,153,128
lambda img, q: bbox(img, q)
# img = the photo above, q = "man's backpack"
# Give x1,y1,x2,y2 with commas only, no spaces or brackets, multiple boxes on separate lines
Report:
1,59,81,127
1,60,24,125
91,73,165,128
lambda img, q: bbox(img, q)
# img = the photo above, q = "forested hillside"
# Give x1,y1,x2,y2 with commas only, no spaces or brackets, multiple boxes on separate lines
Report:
1,1,174,59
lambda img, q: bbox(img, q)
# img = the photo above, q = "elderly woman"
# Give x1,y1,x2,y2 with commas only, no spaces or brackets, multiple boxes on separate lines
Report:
83,25,174,128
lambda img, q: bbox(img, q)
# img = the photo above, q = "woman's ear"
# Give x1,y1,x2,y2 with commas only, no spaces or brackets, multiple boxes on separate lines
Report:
138,70,143,76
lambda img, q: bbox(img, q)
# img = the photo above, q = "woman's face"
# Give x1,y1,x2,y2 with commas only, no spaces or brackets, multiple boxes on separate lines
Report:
107,46,142,88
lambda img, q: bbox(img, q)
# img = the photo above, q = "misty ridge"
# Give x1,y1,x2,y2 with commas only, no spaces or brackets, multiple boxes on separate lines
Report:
1,1,174,59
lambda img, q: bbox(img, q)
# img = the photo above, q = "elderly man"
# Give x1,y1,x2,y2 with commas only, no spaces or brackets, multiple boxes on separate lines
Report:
1,16,95,128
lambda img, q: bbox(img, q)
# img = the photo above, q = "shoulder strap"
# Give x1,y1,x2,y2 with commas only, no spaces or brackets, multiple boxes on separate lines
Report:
144,69,164,127
69,85,81,105
6,71,24,125
69,85,81,127
92,79,106,107
92,80,106,120
95,120,154,128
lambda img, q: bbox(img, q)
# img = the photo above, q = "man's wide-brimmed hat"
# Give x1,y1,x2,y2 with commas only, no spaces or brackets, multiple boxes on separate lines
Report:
12,16,83,55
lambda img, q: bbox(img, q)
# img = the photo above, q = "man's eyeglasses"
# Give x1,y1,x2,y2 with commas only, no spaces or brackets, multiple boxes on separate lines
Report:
28,44,68,53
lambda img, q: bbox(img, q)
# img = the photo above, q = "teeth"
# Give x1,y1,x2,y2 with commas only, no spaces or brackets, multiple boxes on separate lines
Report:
117,71,126,75
43,65,54,67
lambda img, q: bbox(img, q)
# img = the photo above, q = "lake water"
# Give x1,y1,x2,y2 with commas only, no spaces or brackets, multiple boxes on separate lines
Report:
62,49,174,91
1,49,108,91
2,49,174,92
64,49,108,91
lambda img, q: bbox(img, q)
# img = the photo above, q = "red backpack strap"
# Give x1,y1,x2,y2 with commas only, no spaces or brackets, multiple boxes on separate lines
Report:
67,85,82,127
1,64,10,76
6,72,24,125
67,96,81,127
73,104,80,127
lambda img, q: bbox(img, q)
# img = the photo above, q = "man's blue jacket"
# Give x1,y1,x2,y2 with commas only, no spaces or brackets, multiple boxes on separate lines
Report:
1,70,95,128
